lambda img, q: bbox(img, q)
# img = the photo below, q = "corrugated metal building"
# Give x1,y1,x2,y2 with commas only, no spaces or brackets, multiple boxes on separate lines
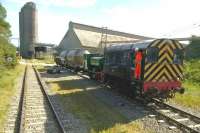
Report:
34,43,55,59
19,2,38,58
58,21,152,53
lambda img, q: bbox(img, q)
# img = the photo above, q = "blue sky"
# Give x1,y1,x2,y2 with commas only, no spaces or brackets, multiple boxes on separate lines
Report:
1,0,200,46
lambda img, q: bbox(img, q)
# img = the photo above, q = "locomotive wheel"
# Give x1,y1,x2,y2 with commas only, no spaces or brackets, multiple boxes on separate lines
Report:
103,74,108,83
129,82,139,98
74,67,79,73
91,74,95,80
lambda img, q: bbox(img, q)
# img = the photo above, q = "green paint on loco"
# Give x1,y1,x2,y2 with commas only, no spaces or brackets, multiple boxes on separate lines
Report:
91,57,104,67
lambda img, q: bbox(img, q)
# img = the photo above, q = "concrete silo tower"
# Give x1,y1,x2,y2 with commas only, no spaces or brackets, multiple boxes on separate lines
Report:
19,2,38,58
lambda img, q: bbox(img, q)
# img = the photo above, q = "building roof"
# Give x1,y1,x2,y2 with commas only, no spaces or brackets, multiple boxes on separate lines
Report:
35,43,55,47
21,2,36,11
60,21,153,48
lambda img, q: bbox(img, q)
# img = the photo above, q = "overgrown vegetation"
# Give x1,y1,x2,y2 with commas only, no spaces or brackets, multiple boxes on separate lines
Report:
27,58,55,64
0,3,22,130
0,3,17,67
171,60,200,109
49,76,151,133
171,37,200,110
185,36,200,60
0,65,25,130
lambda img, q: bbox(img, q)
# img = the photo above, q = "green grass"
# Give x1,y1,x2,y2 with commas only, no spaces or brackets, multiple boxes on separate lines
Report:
27,58,55,64
49,78,151,133
0,65,25,130
171,60,200,110
35,65,47,72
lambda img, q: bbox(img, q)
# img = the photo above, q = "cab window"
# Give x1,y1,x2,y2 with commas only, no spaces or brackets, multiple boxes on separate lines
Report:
146,47,159,63
173,49,183,64
105,54,111,65
115,52,122,64
120,52,129,65
105,53,116,65
130,52,135,67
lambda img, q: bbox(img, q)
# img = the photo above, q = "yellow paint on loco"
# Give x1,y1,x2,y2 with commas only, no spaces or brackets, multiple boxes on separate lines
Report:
144,39,184,82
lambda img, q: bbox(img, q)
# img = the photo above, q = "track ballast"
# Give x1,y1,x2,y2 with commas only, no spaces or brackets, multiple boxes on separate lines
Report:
17,65,66,133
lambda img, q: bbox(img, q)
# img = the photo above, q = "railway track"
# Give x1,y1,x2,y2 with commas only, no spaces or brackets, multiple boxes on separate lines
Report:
17,65,66,133
68,68,200,133
148,98,200,133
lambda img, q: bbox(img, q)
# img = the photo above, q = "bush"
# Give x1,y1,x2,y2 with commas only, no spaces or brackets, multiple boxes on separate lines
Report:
185,36,200,60
183,60,200,83
0,3,17,67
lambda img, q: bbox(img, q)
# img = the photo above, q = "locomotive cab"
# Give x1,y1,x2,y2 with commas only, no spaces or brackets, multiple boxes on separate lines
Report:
103,44,146,95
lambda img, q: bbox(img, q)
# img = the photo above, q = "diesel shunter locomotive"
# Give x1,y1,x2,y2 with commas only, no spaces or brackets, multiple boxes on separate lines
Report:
104,39,185,99
58,39,185,99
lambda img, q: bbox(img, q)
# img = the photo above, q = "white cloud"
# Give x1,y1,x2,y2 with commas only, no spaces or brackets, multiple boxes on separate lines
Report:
102,0,200,38
6,0,200,47
6,8,70,46
6,11,20,46
61,0,96,8
6,0,96,46
38,12,69,44
8,0,96,8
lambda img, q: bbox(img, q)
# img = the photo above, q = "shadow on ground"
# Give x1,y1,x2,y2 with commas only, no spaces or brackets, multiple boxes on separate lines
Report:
40,70,75,79
42,70,149,133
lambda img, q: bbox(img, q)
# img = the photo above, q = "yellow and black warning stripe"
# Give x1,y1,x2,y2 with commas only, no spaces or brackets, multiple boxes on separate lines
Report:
144,39,184,82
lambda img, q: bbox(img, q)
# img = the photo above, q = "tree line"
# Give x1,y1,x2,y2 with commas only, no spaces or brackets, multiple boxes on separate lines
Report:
0,3,17,67
185,36,200,60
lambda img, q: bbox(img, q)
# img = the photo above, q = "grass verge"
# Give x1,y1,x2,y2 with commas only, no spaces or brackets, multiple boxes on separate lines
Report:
170,60,200,110
27,58,55,64
35,65,47,72
0,65,25,130
172,82,200,109
49,77,151,133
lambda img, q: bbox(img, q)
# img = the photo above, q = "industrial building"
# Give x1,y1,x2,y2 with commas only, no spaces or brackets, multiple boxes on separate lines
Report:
19,2,54,59
19,2,38,58
58,21,152,54
34,43,55,59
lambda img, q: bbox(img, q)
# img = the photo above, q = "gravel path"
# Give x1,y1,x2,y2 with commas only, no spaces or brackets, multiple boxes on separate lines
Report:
84,83,183,133
40,69,184,133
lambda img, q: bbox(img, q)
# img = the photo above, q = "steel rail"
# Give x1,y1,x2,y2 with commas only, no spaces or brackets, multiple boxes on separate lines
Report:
151,98,200,133
152,98,200,123
33,66,66,133
17,65,27,133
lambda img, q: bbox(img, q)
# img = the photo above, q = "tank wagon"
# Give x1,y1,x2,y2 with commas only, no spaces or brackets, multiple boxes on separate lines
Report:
54,50,69,66
104,39,185,99
66,49,90,71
